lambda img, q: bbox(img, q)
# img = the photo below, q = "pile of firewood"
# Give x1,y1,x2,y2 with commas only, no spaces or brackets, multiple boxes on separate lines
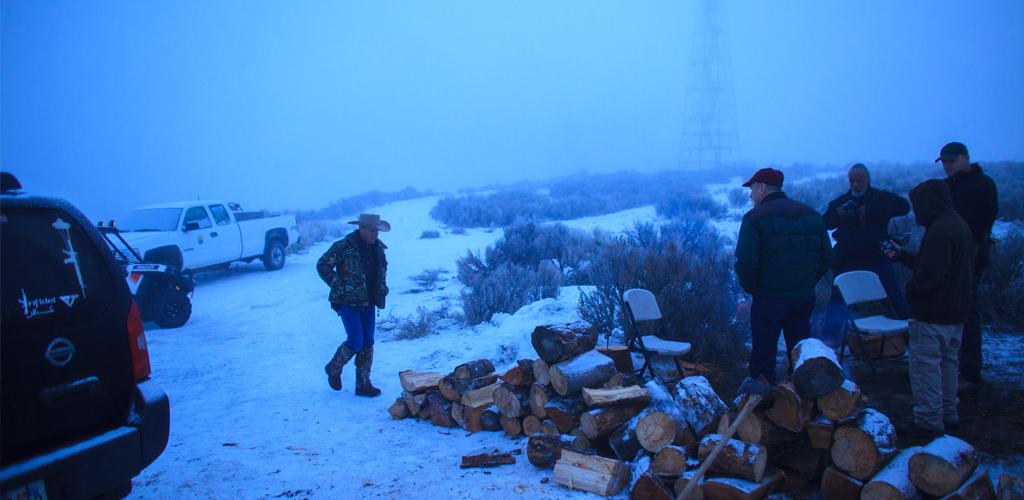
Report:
386,322,1023,499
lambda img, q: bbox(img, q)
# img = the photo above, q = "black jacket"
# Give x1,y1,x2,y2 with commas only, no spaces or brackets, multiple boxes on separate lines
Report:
945,163,998,268
823,187,910,264
735,192,832,299
898,180,973,324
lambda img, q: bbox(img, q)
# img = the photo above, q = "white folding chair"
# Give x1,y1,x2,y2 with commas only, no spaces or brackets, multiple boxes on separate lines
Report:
622,288,692,379
833,270,909,378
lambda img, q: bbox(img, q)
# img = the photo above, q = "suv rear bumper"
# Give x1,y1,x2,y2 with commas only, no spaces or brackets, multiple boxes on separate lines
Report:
0,380,169,499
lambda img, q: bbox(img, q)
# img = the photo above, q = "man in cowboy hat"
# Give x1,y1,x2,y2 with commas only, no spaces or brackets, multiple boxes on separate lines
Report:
317,213,391,396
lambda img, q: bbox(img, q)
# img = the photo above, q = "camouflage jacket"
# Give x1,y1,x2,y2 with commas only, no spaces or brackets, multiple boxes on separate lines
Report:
316,231,389,309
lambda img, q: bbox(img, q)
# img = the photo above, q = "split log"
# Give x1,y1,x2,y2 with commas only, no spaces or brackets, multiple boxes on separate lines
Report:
737,410,799,446
500,415,523,436
580,404,645,440
697,434,768,483
399,370,443,394
389,397,411,419
651,445,688,477
674,376,728,437
493,383,531,418
439,374,498,401
807,417,835,449
821,465,864,500
701,467,784,500
764,381,814,433
909,435,980,497
480,405,502,431
523,415,543,435
583,385,651,408
998,473,1024,500
550,350,617,396
460,381,500,408
533,358,551,386
674,470,705,500
540,419,560,436
544,396,587,434
453,359,495,380
629,457,674,500
818,379,862,421
943,468,995,500
604,372,625,388
831,408,898,481
500,359,535,386
459,452,515,468
453,403,492,433
790,338,844,398
596,344,634,373
570,428,591,452
402,390,426,416
532,321,598,364
861,446,923,500
450,402,466,428
529,383,554,418
527,434,576,468
553,449,631,497
427,391,457,428
438,376,469,402
609,420,644,462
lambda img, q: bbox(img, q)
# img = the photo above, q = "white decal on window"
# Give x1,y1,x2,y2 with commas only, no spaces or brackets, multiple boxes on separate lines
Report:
53,217,87,298
59,294,79,308
19,289,57,319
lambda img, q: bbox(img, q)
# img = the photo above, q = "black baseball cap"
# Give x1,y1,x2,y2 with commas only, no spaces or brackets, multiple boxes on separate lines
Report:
935,142,969,163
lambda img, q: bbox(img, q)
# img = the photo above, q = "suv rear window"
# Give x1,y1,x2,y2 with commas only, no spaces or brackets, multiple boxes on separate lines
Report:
1,208,114,337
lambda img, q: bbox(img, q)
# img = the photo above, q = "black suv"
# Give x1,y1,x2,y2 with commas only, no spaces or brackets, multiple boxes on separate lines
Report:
1,173,170,499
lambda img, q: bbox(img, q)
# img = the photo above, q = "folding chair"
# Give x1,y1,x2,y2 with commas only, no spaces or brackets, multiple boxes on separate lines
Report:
834,270,909,379
622,288,692,380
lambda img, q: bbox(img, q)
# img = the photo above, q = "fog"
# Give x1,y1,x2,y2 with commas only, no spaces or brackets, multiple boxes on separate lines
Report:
3,1,1022,220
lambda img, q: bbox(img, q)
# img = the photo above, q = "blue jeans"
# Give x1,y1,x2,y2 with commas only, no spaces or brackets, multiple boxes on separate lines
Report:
339,305,375,352
750,296,814,384
819,256,909,345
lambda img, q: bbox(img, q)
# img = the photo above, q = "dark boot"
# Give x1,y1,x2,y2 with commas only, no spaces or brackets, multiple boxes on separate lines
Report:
325,344,355,391
355,345,382,397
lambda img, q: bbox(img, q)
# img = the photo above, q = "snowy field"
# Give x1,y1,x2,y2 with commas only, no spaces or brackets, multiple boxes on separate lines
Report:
130,196,663,499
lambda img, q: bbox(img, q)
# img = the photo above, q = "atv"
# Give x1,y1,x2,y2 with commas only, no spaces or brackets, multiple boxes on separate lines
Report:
99,225,195,328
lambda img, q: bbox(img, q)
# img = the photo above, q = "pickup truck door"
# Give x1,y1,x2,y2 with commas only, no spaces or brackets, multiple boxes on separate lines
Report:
180,206,221,269
207,204,243,264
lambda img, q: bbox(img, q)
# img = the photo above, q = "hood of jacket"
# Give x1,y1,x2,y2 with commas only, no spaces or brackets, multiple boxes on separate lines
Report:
909,179,956,227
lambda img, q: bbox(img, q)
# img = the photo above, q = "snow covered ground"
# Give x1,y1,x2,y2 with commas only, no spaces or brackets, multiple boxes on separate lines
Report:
129,197,663,499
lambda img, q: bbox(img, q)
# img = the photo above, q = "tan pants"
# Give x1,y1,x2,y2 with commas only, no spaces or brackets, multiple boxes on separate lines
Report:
909,320,962,431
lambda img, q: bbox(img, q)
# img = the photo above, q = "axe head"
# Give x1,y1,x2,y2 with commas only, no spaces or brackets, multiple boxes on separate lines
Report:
738,376,772,400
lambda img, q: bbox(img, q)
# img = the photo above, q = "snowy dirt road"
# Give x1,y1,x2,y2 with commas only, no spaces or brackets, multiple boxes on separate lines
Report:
129,198,655,499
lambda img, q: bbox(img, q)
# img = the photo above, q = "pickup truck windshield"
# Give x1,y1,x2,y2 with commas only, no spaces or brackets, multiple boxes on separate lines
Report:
119,208,182,232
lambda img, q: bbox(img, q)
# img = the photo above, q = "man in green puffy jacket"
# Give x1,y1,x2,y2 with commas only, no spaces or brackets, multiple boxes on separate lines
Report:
317,213,391,396
735,168,832,384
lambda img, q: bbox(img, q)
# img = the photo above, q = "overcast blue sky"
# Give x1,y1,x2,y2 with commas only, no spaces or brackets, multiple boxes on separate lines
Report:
3,1,1022,219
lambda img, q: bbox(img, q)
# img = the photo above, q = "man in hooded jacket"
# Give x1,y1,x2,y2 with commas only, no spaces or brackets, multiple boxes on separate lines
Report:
885,180,973,436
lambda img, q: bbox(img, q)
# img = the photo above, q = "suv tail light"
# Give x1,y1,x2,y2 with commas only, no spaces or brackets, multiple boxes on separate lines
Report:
127,302,152,380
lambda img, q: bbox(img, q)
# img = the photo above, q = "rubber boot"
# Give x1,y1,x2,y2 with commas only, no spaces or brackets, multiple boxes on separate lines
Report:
355,345,382,397
325,343,355,391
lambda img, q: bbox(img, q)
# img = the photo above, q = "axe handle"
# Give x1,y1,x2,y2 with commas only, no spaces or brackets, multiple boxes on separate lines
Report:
678,393,763,499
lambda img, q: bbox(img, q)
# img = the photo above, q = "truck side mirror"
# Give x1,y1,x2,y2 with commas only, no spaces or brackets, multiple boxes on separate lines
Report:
184,222,201,232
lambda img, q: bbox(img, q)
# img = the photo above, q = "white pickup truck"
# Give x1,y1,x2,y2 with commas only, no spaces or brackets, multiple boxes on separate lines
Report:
116,200,300,272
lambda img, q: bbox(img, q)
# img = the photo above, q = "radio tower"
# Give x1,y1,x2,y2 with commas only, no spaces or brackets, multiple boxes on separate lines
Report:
679,0,739,169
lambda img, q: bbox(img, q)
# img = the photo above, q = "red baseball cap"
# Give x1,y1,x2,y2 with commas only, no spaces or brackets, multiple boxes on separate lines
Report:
742,167,784,188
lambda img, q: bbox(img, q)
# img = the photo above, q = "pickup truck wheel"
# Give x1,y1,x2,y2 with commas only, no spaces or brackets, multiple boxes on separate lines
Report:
154,291,192,329
263,240,286,270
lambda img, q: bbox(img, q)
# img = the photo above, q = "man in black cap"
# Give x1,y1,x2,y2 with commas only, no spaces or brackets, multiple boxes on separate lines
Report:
735,168,832,383
936,142,998,386
820,163,911,345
